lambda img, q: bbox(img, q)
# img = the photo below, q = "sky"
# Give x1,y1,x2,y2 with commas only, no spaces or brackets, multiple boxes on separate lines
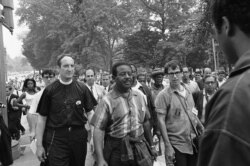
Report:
2,0,29,58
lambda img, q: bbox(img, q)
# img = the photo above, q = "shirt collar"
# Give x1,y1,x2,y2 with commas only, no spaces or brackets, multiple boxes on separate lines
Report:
110,88,137,99
230,49,250,77
133,80,142,90
58,76,73,85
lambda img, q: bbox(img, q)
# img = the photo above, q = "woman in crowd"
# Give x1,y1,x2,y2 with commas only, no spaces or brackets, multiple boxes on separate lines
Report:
14,78,38,136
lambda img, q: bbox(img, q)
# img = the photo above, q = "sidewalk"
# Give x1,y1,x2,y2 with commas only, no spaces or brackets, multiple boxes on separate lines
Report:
12,115,39,166
13,147,39,166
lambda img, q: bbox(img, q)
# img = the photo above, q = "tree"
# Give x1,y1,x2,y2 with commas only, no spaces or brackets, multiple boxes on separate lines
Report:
124,29,161,67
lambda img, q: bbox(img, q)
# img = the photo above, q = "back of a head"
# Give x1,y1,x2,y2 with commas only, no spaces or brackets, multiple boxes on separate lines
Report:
211,0,250,37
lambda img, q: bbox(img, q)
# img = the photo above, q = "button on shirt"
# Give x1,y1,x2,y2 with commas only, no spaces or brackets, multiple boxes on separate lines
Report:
91,89,150,138
155,86,196,154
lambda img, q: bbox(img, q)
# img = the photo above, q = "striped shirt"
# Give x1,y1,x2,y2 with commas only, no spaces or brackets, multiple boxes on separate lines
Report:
91,88,150,138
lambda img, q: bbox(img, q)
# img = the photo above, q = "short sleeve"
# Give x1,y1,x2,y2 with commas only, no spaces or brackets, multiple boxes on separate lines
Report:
155,92,168,115
82,87,98,113
90,98,110,130
37,89,51,116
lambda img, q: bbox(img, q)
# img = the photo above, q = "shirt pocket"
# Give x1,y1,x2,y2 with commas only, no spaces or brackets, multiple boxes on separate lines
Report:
173,107,182,119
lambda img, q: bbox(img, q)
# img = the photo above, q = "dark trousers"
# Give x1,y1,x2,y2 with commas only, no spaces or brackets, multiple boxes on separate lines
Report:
104,136,137,166
8,111,20,140
174,148,197,166
0,116,13,166
17,111,25,132
45,127,88,166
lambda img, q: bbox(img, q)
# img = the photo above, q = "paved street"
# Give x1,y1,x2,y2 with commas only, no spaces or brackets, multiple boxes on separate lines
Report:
11,115,166,166
12,115,39,166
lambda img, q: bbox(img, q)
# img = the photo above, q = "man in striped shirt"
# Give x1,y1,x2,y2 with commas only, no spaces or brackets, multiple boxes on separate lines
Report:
91,62,155,166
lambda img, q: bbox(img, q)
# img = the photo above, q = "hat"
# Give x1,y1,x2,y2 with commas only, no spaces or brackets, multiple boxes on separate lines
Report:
151,68,164,77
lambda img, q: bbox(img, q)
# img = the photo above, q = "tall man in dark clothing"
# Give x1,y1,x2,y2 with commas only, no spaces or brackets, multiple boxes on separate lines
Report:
193,75,217,124
197,0,250,166
6,85,20,140
0,104,13,166
36,55,97,166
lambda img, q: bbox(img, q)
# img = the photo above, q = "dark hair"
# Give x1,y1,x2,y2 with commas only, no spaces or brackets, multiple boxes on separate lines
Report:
112,62,132,78
164,60,182,74
22,78,36,92
204,74,217,83
211,0,250,36
57,54,74,67
85,68,96,76
6,85,13,91
42,69,55,77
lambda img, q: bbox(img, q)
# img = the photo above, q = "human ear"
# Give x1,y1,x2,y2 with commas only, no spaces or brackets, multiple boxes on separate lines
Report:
222,16,234,36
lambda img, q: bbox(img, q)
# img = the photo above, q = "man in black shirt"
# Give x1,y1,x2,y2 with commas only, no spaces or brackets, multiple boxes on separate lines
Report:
36,55,97,166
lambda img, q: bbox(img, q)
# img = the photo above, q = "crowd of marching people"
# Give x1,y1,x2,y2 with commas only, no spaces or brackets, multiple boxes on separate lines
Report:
1,57,228,166
1,0,250,166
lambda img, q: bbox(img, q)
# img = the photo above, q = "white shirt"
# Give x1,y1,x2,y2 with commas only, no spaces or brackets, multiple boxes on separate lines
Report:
132,81,148,104
86,83,104,101
29,89,45,115
183,80,200,93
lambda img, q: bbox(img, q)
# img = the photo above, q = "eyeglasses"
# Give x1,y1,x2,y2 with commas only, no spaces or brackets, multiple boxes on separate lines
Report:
43,76,55,79
205,81,215,85
169,71,181,77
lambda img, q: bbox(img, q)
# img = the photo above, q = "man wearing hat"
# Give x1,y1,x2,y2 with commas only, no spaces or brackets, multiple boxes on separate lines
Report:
150,68,165,102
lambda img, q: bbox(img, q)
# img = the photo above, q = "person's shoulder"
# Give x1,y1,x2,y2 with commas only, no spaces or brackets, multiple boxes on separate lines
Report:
44,79,60,92
94,83,104,90
11,93,19,99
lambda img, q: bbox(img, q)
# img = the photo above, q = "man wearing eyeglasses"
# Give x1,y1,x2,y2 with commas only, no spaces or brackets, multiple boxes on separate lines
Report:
155,60,203,166
29,69,57,139
193,75,217,124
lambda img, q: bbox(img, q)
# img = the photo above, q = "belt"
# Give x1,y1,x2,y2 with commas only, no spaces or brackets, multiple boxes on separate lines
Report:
47,126,84,132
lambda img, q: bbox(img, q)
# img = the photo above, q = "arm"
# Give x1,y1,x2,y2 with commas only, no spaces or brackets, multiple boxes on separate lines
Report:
93,128,108,166
157,112,175,164
36,115,47,162
14,93,28,108
143,119,153,146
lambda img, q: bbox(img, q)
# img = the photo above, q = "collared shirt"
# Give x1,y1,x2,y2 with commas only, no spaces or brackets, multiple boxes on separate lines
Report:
198,49,250,166
132,81,147,104
37,80,97,128
183,80,200,94
155,86,196,154
150,83,164,102
201,90,213,124
86,83,105,102
91,89,150,138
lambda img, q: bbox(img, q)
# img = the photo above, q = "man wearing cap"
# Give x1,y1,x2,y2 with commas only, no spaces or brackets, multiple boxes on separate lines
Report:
150,68,165,102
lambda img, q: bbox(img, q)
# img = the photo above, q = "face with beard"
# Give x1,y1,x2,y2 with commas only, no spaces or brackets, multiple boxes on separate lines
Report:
115,65,133,91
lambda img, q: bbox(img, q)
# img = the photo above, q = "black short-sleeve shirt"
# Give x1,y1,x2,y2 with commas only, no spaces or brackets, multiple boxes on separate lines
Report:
37,80,97,128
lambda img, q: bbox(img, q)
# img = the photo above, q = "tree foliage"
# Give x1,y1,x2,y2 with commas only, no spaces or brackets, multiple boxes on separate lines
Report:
16,0,227,71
